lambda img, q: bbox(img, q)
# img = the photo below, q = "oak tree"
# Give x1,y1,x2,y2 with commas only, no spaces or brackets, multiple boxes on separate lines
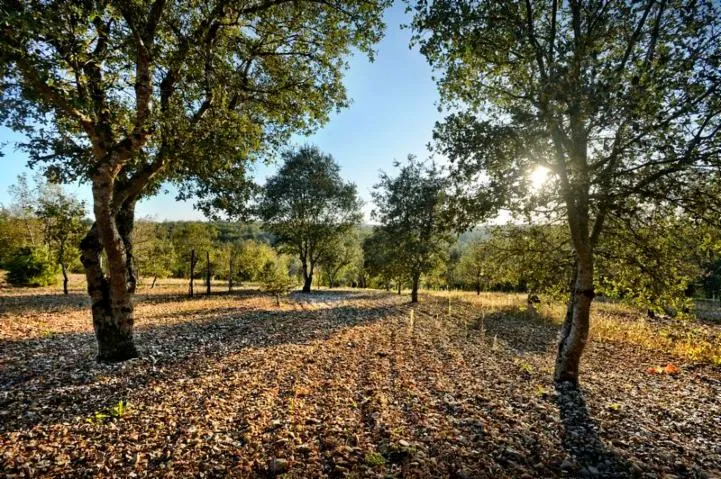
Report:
0,0,388,360
372,156,452,303
35,186,88,294
258,145,362,293
410,0,721,383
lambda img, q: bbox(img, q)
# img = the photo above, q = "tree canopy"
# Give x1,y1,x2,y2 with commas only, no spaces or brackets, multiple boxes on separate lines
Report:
258,145,362,292
372,156,453,302
410,0,721,383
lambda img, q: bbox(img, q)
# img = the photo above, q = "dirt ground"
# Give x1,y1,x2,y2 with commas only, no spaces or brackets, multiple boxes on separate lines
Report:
1,278,720,478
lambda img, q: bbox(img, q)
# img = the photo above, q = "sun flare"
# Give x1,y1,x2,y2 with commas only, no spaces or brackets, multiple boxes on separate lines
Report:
529,166,550,190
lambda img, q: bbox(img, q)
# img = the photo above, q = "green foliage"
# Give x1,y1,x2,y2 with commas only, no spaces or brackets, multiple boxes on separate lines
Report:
87,400,130,425
169,223,218,278
258,145,362,291
363,227,405,290
133,220,177,281
1,0,391,217
411,1,721,226
234,240,276,283
34,182,87,274
458,225,573,298
5,245,60,287
0,208,30,267
260,257,296,304
596,213,703,316
317,230,363,287
371,156,454,298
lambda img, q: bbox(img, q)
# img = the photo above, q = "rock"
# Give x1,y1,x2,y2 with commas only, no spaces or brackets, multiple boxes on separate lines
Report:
560,458,578,471
584,465,600,477
267,457,289,476
296,443,312,454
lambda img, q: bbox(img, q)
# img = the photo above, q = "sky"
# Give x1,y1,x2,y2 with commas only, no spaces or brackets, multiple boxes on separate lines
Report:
0,4,443,222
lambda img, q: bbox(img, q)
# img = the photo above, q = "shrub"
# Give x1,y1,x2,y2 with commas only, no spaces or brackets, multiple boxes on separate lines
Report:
260,257,296,306
5,246,59,287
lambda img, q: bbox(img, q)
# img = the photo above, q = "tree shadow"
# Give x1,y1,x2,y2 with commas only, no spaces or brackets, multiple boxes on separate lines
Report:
289,289,391,302
462,306,560,354
555,382,633,477
0,291,90,314
0,298,401,434
0,287,267,316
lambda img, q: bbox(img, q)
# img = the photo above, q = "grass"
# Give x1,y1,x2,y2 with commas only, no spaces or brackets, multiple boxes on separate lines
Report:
429,289,721,367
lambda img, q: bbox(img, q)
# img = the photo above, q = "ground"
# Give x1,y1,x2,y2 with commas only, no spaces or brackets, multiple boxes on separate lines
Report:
1,276,720,478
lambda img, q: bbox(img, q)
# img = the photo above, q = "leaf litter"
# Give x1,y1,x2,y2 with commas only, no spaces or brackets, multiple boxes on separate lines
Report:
1,287,720,478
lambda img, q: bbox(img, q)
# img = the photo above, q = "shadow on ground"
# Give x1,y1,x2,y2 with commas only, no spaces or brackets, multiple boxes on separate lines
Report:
556,383,634,477
0,288,270,315
445,295,560,354
0,297,401,433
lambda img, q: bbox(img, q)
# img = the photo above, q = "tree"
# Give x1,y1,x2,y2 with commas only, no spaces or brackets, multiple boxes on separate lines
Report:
133,220,176,288
457,240,495,295
318,230,362,288
372,156,453,303
258,146,362,293
260,256,296,307
484,225,573,300
35,187,88,295
6,245,60,287
6,173,43,247
596,210,704,316
363,228,405,291
411,0,721,383
170,222,217,297
234,239,276,284
0,208,31,267
1,0,389,361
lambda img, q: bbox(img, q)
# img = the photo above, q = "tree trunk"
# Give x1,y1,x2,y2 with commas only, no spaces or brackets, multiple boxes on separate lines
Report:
302,261,312,293
81,208,138,362
411,273,420,303
151,275,157,289
59,241,68,295
228,251,234,292
527,292,540,317
61,262,69,295
189,249,196,297
206,251,211,296
397,280,401,295
554,253,592,384
116,202,137,294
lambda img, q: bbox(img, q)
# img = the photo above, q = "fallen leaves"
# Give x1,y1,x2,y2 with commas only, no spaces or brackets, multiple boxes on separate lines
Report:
646,363,682,375
1,286,720,477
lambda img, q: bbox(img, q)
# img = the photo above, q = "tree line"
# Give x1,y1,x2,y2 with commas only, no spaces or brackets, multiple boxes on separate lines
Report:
5,160,720,313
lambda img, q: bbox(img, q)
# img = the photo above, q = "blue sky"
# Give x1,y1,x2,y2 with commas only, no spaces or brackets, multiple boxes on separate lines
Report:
0,4,441,222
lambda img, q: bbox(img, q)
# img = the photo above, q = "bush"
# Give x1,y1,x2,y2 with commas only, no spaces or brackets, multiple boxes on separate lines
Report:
260,257,296,306
5,246,60,287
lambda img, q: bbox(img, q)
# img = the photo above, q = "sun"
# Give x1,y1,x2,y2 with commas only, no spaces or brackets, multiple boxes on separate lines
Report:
529,166,550,190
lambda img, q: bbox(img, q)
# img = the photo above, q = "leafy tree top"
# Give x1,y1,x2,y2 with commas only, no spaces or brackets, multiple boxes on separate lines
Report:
0,0,390,215
258,145,362,263
410,0,721,234
371,155,453,277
